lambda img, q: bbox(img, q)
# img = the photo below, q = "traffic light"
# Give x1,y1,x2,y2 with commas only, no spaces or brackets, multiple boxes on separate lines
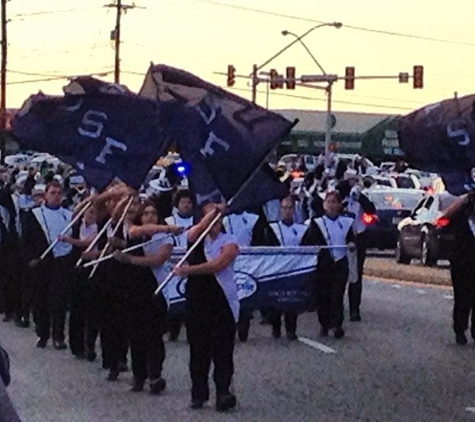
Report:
286,66,296,89
413,65,423,89
227,65,236,87
270,69,278,90
276,74,284,89
345,66,355,90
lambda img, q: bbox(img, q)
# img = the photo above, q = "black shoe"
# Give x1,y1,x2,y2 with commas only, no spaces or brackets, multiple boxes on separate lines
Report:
286,332,298,341
102,361,110,370
350,313,362,322
334,328,345,339
74,352,85,360
118,361,129,372
107,369,119,381
320,328,329,337
272,328,281,339
456,332,468,345
86,350,97,362
191,399,205,409
15,317,30,328
216,393,237,412
53,340,67,350
238,327,249,343
36,337,48,348
130,378,145,392
149,377,166,395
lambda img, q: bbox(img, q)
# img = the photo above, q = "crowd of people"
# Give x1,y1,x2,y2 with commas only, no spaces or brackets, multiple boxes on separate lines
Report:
0,154,417,415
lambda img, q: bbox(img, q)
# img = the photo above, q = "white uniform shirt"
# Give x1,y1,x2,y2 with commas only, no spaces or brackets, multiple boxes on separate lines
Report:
143,232,174,285
315,215,354,262
270,221,307,246
79,222,98,251
33,205,73,258
204,232,240,322
346,187,365,234
165,211,194,247
223,212,259,247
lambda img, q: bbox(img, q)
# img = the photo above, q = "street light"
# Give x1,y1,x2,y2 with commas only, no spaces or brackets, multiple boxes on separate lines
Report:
250,22,342,103
281,25,343,171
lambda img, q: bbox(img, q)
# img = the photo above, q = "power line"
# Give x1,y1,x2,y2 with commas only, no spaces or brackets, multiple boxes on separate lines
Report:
196,0,475,48
7,70,114,85
10,6,102,19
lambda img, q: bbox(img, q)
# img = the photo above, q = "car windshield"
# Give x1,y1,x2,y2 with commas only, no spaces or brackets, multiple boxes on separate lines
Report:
438,194,458,211
394,176,416,189
369,191,423,210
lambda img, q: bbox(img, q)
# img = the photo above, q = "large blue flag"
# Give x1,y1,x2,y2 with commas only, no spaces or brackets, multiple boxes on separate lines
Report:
139,64,293,211
12,78,175,190
399,94,475,195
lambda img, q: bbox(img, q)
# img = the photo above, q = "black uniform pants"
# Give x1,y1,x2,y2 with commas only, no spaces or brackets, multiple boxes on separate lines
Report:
69,268,98,356
269,310,297,334
127,294,167,381
186,277,236,401
348,233,366,315
450,260,475,336
33,255,72,341
316,257,349,330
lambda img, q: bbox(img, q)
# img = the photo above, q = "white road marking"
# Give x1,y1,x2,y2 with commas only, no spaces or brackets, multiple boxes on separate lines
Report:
298,337,337,354
443,294,454,300
416,289,427,295
465,407,475,413
392,284,402,289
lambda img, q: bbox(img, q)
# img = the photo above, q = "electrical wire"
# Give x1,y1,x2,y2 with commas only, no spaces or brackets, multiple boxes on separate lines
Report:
196,0,475,47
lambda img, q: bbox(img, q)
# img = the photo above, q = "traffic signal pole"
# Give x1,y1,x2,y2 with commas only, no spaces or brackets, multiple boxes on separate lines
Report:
325,82,333,170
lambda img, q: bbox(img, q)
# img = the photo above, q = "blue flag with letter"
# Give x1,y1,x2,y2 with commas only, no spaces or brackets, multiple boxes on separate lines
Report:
140,64,293,211
12,78,176,190
399,94,475,195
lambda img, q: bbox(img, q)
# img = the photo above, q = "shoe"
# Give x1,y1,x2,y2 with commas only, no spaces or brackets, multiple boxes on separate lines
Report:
456,332,468,345
118,362,129,372
286,332,298,341
36,337,48,348
272,328,281,339
190,399,205,409
130,378,145,392
320,328,329,337
216,393,237,412
334,328,345,339
86,350,97,362
107,369,119,381
15,317,30,328
149,377,166,395
350,313,362,322
238,327,249,343
53,340,67,350
102,361,110,370
2,314,12,322
74,352,85,360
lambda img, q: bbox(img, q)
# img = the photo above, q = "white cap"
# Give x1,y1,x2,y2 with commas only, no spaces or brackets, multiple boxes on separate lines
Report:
32,184,46,196
53,174,64,184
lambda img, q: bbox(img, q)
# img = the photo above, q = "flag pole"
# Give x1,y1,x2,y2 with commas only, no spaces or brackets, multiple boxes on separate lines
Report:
28,201,92,267
75,217,113,267
153,119,299,296
88,196,134,279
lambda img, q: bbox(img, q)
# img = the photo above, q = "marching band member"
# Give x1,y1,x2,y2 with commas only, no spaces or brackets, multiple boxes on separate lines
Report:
113,200,180,394
164,189,196,342
223,209,258,343
23,181,73,349
59,203,98,359
268,196,307,340
174,203,240,412
301,191,356,339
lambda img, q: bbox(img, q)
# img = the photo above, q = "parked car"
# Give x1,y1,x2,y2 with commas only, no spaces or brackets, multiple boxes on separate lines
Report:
363,188,426,250
396,192,458,266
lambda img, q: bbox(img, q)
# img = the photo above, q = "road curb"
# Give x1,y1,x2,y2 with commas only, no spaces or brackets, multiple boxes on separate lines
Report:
364,258,451,287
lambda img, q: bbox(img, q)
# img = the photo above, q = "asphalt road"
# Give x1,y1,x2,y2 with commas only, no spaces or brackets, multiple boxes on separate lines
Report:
3,277,475,422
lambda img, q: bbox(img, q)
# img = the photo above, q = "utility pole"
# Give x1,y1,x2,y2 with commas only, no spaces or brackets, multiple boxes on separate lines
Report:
0,0,7,163
105,1,141,84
